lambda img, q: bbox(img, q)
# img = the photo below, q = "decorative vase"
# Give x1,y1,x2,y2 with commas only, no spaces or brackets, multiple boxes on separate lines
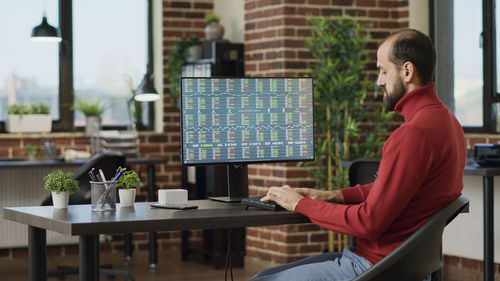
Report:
119,189,136,207
52,191,69,209
204,22,224,40
187,45,202,62
85,116,101,135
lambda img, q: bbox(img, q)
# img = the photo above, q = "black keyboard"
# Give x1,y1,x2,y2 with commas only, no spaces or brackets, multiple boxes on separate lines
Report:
241,196,284,211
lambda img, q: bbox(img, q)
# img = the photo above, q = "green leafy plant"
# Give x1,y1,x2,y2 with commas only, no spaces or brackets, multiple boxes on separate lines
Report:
204,12,220,25
113,167,143,190
166,35,202,100
303,15,395,191
25,144,42,160
7,102,50,115
73,95,107,117
124,75,144,128
43,170,79,194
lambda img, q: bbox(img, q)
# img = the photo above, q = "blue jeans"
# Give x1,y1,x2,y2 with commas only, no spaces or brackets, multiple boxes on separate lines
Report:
250,247,373,281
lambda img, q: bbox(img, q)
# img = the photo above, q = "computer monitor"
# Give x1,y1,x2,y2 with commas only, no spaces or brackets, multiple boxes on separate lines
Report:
180,77,314,201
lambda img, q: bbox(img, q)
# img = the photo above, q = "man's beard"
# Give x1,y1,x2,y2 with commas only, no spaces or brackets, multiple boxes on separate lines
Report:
382,78,406,111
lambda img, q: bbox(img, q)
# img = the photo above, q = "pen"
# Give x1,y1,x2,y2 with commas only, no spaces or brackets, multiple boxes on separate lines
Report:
97,169,124,207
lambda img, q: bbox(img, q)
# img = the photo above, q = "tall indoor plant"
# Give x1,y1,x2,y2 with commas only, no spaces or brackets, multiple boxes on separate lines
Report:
166,35,202,104
304,15,395,251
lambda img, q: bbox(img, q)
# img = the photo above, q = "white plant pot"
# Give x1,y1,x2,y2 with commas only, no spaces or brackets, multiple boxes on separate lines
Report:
6,114,52,133
85,116,101,135
119,189,136,207
52,191,69,209
187,45,202,62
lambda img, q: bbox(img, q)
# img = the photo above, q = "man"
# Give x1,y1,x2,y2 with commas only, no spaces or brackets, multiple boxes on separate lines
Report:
251,29,466,281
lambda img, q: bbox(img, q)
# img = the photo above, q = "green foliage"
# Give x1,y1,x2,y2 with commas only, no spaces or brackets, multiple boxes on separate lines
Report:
204,12,220,24
304,15,395,190
113,167,143,190
7,102,50,115
166,35,202,100
73,95,107,117
25,144,42,160
43,170,79,194
123,75,144,126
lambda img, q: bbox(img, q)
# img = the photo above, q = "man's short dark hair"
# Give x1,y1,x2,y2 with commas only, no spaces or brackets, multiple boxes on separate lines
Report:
384,29,436,85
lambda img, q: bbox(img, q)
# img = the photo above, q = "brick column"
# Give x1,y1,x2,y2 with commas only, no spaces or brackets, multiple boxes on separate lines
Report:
244,0,409,264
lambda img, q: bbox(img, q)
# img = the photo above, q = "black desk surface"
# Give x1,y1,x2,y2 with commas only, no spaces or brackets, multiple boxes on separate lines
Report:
3,200,310,236
464,163,500,176
0,157,166,168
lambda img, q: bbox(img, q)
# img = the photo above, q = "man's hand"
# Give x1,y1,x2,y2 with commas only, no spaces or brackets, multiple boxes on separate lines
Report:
261,185,304,211
293,187,344,203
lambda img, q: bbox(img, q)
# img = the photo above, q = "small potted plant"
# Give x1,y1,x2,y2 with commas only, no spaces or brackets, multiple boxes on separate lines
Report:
73,95,108,135
6,102,51,133
204,12,224,40
43,170,79,209
114,167,143,207
25,144,42,161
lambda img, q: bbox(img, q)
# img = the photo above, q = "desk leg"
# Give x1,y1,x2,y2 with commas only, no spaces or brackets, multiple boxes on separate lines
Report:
80,235,99,281
28,226,47,281
147,163,158,271
483,176,494,281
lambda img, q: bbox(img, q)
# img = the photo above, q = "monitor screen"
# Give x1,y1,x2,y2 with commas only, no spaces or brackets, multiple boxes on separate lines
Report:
180,77,314,166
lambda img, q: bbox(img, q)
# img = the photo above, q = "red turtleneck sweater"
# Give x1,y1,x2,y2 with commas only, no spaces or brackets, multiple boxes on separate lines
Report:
295,83,466,264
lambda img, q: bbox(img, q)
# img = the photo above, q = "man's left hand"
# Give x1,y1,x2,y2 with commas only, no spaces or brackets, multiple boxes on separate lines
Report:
261,185,304,211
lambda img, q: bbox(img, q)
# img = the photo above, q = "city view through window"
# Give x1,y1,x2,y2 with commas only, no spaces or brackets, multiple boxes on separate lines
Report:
0,0,147,128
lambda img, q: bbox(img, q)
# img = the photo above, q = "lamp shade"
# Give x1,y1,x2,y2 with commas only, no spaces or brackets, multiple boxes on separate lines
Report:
134,73,160,102
30,16,62,42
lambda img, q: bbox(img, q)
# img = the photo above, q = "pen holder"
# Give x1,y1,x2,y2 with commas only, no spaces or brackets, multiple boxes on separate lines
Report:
90,181,116,212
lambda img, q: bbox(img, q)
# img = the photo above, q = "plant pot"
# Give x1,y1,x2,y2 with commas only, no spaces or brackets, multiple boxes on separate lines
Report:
187,45,202,62
205,22,224,40
6,114,52,133
119,188,136,207
52,191,69,209
85,116,101,135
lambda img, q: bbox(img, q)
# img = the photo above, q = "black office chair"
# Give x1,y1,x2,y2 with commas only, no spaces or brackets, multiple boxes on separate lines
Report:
348,158,469,281
348,158,380,187
41,152,134,281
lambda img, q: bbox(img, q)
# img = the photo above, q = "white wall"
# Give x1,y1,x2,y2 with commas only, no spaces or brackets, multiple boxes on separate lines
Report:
443,175,500,263
409,0,429,35
214,0,245,43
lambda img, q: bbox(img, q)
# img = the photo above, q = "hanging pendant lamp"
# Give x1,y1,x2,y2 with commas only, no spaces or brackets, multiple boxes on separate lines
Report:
30,2,61,43
133,0,159,102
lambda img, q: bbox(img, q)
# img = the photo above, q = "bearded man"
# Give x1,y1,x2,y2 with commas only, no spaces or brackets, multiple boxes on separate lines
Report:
250,28,466,281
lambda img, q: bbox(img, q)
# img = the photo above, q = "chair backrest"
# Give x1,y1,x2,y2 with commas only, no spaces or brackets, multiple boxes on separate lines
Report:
352,195,469,281
41,152,126,205
348,158,380,186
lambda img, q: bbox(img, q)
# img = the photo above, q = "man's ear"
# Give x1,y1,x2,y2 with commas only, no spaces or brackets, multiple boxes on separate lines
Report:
400,61,415,83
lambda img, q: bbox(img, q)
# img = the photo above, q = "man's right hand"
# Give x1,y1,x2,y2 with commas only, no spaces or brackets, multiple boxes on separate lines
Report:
292,186,344,203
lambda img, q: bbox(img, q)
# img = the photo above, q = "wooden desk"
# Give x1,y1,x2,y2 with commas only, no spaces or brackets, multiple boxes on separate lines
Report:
3,201,309,281
463,164,498,281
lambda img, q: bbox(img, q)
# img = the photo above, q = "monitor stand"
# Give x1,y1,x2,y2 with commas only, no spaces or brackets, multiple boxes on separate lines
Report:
209,164,248,203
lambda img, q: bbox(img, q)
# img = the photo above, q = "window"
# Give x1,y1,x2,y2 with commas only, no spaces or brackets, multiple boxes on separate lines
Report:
448,0,498,132
0,0,60,121
0,0,153,132
453,0,483,127
73,0,148,128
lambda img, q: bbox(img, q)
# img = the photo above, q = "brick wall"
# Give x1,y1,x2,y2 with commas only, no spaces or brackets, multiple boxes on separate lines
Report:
244,0,409,264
